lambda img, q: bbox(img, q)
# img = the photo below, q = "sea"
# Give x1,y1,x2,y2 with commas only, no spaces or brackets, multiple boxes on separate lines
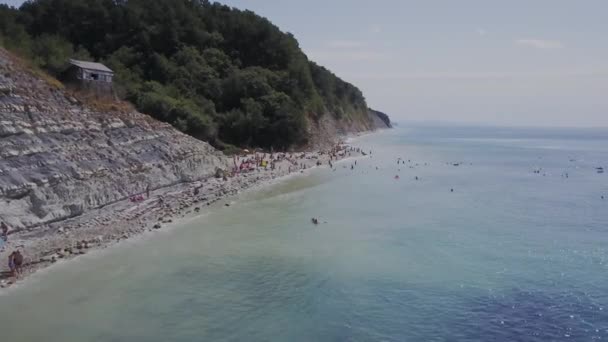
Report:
0,124,607,342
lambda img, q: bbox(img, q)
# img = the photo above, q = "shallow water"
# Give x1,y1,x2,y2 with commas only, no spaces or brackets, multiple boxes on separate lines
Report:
1,125,607,341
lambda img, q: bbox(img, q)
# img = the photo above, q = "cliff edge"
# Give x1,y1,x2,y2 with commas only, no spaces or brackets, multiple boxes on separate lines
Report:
369,109,392,129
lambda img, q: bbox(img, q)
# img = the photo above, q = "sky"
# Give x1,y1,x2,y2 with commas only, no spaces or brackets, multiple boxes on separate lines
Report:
3,0,608,127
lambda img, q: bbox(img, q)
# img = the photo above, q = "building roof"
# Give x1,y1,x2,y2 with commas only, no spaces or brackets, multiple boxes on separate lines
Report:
69,59,113,73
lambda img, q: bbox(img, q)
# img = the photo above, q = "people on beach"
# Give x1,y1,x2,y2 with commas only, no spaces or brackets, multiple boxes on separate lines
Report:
130,195,145,203
1,222,8,242
8,251,16,277
0,143,373,285
0,222,5,250
13,250,23,276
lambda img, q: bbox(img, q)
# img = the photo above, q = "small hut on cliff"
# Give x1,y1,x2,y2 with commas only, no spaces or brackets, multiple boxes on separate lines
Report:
65,59,114,97
67,59,114,83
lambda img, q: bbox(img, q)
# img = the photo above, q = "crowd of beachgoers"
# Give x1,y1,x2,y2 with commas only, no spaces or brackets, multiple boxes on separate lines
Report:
0,143,365,288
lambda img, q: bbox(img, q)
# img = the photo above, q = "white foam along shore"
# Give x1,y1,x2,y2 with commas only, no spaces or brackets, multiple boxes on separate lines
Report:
0,143,368,290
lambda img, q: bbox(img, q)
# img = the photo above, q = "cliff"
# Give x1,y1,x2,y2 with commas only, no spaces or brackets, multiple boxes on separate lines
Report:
0,49,229,228
369,109,392,129
306,108,391,148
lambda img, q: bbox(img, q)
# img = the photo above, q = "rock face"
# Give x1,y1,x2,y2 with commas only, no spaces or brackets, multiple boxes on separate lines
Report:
368,109,392,129
0,48,229,228
307,108,392,148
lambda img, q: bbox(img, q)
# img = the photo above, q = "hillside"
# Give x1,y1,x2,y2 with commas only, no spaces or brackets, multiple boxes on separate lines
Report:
0,0,390,150
0,48,228,228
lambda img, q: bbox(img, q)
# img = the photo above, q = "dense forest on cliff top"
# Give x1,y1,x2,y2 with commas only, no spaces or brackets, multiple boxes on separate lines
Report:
0,0,372,149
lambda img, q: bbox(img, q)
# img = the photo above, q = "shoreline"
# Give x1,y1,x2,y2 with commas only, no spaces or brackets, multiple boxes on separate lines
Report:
0,142,368,290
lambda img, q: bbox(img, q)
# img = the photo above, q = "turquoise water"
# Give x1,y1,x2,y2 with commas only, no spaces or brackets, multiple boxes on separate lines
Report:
1,125,607,341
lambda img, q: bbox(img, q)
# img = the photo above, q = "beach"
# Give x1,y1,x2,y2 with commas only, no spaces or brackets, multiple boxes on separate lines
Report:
0,142,367,289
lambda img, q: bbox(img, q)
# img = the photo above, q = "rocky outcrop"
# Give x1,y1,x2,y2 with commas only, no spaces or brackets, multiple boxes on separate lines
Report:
0,48,229,228
306,107,392,148
306,109,370,148
368,109,392,129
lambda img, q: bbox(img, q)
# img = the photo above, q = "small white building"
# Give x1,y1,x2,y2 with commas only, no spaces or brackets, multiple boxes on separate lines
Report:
68,59,114,83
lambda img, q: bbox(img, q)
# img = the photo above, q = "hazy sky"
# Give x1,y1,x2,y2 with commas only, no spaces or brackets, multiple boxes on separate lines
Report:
3,0,608,127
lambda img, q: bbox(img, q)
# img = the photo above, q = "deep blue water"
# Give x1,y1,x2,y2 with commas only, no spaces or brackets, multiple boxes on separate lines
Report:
0,125,607,341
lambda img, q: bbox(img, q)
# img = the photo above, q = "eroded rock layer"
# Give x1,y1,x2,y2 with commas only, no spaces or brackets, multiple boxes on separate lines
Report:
0,49,229,228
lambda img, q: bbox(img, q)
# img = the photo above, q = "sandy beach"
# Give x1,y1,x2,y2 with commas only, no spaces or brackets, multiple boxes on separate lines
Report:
0,143,366,289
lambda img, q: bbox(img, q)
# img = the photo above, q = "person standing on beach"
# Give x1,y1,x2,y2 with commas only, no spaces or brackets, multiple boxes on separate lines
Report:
8,252,16,277
1,222,8,243
13,250,23,276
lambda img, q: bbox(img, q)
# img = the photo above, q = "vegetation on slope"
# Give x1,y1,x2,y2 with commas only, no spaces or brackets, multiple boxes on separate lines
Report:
0,0,370,149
